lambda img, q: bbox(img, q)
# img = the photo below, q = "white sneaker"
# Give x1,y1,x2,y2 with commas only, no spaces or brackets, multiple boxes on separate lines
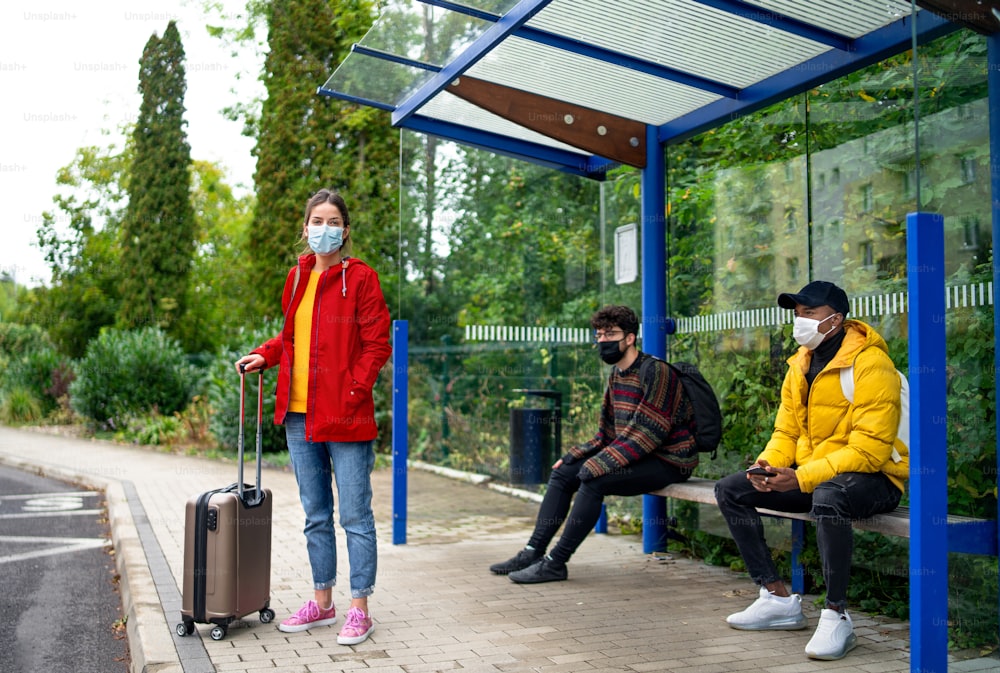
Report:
726,587,807,630
805,609,858,660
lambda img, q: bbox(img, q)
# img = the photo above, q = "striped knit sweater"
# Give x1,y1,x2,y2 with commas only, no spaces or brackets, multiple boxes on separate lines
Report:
567,352,698,479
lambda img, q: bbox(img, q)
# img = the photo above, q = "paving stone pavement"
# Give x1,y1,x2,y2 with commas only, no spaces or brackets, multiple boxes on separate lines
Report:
0,425,996,673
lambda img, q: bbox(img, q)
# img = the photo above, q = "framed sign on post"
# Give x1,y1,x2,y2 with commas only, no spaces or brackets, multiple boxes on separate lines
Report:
615,223,637,285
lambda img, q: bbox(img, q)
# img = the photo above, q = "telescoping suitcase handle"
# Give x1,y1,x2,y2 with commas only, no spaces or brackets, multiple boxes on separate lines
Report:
237,364,266,506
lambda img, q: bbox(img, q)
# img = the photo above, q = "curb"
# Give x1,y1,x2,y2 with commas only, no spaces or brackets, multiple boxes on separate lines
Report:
409,459,544,503
0,453,182,673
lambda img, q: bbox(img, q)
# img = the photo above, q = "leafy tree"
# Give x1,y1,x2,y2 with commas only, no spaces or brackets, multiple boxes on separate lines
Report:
443,150,604,330
171,161,256,354
30,141,130,357
246,0,400,320
118,21,197,335
0,274,28,324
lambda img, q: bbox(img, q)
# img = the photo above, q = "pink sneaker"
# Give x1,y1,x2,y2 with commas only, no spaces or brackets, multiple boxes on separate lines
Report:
337,606,374,645
278,600,337,633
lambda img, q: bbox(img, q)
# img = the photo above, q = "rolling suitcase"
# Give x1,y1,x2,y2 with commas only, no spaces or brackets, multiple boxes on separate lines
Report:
176,365,274,641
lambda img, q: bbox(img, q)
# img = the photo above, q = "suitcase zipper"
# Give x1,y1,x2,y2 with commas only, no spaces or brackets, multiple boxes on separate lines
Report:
192,489,220,623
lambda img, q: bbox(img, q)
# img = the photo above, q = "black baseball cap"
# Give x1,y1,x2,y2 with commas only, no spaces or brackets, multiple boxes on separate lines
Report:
778,280,850,316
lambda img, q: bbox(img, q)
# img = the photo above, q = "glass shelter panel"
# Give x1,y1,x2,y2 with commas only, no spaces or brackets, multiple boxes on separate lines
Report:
662,27,995,646
387,26,995,651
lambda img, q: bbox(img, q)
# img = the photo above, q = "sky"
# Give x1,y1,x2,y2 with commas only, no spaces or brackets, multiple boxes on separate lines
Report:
0,1,263,288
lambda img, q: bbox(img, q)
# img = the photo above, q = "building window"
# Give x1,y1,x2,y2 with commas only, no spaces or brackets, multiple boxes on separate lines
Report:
831,167,841,185
903,170,917,199
785,162,794,183
961,216,980,250
860,241,874,268
817,172,826,189
785,207,797,232
960,155,976,184
786,257,800,282
861,184,874,212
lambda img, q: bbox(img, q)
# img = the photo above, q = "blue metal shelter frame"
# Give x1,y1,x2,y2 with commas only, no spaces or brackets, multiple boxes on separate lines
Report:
326,2,1000,671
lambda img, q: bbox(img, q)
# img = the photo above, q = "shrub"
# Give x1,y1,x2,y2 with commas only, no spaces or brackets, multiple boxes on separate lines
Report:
0,323,50,358
0,387,44,424
114,395,217,452
4,346,75,418
206,320,287,454
70,327,196,428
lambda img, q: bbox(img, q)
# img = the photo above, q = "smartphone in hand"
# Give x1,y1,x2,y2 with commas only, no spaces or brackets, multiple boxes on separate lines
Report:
746,466,773,476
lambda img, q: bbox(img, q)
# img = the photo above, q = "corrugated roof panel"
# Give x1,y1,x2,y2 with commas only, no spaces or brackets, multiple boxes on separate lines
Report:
740,0,916,38
467,36,722,126
528,0,835,89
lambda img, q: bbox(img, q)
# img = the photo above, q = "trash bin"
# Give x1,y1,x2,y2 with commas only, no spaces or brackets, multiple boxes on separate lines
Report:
509,390,562,485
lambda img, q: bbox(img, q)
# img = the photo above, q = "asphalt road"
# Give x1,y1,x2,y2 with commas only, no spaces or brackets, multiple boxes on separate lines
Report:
0,464,129,673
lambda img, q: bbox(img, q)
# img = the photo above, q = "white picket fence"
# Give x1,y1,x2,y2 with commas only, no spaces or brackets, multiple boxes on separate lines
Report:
464,281,993,342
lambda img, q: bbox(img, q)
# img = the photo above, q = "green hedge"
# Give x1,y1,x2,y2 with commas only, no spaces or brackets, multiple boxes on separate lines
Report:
70,327,196,427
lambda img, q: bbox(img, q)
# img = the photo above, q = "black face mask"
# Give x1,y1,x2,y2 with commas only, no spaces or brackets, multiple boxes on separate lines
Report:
598,338,625,365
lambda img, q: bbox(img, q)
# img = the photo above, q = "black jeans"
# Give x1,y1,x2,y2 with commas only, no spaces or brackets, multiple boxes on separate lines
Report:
528,456,689,564
714,471,901,609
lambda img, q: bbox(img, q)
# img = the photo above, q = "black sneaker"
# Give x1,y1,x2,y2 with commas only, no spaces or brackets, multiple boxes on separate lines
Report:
508,556,568,584
489,547,542,575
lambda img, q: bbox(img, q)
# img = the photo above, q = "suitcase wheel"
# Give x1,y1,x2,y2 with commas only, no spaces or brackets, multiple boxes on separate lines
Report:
210,625,227,641
176,620,194,637
260,608,275,624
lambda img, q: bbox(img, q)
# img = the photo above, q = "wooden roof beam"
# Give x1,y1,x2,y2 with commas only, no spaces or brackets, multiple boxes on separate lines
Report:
447,75,646,169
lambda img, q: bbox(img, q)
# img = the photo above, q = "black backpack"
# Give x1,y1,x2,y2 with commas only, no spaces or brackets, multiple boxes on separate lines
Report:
639,356,723,459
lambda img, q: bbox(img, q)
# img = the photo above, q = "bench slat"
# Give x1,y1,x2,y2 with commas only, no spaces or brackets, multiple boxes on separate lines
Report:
651,478,915,538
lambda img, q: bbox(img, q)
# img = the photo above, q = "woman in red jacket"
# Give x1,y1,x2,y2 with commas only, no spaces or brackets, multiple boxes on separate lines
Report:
236,188,391,645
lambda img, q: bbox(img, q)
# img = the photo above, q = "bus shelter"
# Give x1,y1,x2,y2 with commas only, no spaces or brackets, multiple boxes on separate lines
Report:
317,2,1000,671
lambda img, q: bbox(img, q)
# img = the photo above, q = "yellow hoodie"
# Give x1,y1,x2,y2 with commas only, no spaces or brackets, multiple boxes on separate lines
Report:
756,320,908,494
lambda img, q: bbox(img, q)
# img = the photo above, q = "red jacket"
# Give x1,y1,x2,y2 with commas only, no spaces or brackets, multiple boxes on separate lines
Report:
252,254,392,442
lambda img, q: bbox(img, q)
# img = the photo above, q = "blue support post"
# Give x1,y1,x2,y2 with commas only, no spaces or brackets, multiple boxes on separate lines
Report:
789,519,806,595
906,212,947,673
988,32,1000,652
595,504,608,534
640,124,669,554
392,320,409,545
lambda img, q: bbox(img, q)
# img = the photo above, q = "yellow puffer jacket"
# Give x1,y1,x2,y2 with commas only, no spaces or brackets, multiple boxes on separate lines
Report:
756,320,907,494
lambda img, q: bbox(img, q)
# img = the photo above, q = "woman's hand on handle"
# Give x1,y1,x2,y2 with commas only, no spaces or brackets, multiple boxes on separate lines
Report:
235,354,266,374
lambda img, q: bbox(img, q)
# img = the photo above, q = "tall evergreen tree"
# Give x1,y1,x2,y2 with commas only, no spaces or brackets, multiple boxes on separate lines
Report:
118,21,196,334
248,0,400,319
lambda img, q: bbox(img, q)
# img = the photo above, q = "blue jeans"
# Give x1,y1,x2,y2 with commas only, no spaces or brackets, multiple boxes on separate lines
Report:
285,413,377,598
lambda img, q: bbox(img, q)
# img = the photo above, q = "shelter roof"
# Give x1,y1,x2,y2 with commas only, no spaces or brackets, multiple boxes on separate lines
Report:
319,0,987,179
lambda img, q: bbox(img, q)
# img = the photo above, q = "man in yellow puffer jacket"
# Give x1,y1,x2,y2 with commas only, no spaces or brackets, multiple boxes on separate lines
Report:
714,280,906,662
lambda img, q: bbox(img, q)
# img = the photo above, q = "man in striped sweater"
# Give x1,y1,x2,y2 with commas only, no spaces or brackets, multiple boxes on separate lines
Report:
490,305,699,584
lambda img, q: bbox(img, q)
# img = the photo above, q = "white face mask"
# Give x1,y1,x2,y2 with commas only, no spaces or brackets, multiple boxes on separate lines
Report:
307,224,344,255
792,313,837,350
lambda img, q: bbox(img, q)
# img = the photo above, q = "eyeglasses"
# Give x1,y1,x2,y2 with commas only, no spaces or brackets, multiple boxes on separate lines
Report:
593,330,624,342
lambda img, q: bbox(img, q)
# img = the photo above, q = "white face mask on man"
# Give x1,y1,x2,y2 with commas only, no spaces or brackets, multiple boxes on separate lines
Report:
792,313,837,350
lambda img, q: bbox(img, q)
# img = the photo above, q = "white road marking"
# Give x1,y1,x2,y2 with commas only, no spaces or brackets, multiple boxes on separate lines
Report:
0,491,101,500
0,509,104,520
24,495,86,511
0,535,110,564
